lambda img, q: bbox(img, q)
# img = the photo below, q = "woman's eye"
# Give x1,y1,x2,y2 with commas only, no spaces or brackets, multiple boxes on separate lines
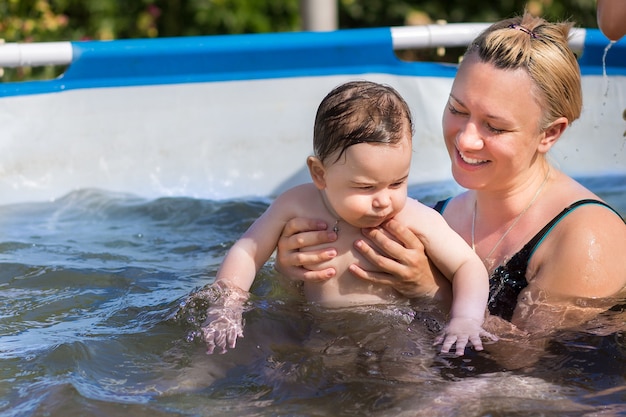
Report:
448,105,466,115
487,124,505,134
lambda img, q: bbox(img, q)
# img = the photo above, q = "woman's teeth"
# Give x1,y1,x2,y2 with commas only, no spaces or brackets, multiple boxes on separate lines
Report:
459,151,487,165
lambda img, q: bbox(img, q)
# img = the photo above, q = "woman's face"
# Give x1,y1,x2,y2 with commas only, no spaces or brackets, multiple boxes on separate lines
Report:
442,52,546,192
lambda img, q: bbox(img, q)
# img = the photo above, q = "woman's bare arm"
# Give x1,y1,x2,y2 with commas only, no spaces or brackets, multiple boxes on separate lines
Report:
512,205,626,333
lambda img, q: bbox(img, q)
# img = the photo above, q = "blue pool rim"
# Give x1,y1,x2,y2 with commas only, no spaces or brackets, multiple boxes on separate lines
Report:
0,27,624,98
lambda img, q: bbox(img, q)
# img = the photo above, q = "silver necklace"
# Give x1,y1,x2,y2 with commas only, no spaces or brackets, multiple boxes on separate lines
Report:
471,167,550,263
319,190,341,234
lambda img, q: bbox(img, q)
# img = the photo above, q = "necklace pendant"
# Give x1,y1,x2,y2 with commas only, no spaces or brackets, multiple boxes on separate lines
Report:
332,220,340,234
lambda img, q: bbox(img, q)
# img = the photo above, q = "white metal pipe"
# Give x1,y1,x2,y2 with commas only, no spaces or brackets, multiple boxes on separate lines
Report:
0,24,589,69
391,23,490,49
0,41,72,67
568,28,586,51
391,24,587,50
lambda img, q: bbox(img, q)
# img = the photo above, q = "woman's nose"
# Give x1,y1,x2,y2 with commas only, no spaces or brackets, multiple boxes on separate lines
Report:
456,122,484,151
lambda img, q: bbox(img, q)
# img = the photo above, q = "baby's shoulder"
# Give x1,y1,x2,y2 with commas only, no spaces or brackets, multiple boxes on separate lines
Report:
398,198,443,219
272,183,326,216
394,198,449,233
276,183,318,202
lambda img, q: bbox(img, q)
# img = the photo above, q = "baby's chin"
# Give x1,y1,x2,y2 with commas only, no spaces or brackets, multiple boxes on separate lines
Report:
355,216,391,229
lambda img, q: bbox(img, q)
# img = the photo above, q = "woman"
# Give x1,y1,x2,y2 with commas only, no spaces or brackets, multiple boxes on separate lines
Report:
274,12,626,340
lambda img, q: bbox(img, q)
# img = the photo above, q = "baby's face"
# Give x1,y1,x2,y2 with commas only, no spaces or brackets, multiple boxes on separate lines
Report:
323,136,412,228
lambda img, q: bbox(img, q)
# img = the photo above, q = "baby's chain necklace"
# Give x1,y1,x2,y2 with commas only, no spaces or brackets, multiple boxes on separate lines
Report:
319,190,341,234
471,167,550,262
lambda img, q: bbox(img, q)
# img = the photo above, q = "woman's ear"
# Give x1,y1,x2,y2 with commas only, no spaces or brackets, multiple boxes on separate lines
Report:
538,116,568,154
307,156,327,189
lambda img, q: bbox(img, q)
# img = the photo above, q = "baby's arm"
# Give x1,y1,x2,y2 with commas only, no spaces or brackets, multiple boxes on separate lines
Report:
201,195,295,354
405,201,495,355
435,256,496,355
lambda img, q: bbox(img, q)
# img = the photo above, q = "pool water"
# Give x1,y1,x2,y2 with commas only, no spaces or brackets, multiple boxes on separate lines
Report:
1,177,625,416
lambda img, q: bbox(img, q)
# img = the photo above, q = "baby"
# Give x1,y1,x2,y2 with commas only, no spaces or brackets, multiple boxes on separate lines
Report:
201,81,494,355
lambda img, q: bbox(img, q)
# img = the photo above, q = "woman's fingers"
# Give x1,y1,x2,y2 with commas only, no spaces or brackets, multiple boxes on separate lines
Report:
275,217,338,282
281,217,328,239
348,263,395,286
363,219,425,263
351,219,444,298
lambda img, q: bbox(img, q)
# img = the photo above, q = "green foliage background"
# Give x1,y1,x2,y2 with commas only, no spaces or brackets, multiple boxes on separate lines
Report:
0,0,598,81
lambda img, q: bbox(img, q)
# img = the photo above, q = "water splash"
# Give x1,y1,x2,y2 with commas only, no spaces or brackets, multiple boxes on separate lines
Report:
602,40,616,97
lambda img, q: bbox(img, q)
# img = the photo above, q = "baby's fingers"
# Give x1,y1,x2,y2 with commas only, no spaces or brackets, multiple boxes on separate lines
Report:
438,334,458,354
205,340,216,355
435,333,471,356
212,329,230,354
468,334,484,351
202,327,218,355
453,336,469,356
481,329,499,342
471,329,499,352
226,326,242,349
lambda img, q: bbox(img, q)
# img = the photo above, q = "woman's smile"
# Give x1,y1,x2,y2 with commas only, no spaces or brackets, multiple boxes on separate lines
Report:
457,148,490,167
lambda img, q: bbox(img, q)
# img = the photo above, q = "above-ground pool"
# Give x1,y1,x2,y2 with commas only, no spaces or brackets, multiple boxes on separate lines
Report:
0,24,625,416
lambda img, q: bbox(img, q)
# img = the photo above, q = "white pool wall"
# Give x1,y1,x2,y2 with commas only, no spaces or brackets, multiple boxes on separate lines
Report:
0,25,624,205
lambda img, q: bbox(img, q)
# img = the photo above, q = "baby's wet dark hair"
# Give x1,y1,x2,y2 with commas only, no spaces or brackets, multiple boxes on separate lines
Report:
313,81,413,164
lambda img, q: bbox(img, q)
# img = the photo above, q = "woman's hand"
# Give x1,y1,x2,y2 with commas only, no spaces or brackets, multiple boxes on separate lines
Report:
350,218,452,303
275,217,338,282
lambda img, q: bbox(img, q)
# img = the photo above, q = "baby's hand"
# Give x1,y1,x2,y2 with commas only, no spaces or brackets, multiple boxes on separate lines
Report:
196,281,249,354
201,305,244,354
434,317,498,356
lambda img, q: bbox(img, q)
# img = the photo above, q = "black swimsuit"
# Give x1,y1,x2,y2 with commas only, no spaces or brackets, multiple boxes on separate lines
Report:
434,198,625,321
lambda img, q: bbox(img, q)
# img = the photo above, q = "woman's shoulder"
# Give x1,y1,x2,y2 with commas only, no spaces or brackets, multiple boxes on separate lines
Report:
430,192,473,230
534,173,623,243
529,177,625,297
547,174,623,225
531,207,626,297
547,197,624,242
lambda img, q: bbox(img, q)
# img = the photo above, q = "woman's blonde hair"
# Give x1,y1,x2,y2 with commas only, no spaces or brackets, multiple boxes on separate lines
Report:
465,11,582,131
